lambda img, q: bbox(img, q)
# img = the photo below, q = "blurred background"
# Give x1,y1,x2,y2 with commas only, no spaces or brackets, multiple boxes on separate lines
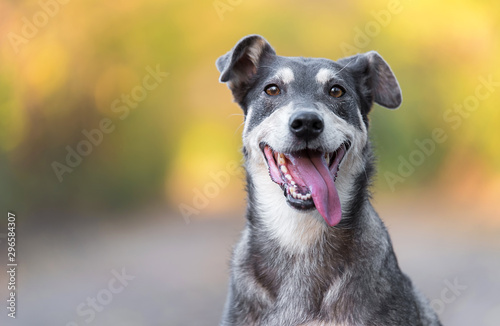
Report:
0,0,499,325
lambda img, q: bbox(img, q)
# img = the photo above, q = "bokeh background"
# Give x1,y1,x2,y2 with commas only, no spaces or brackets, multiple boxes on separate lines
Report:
0,0,499,325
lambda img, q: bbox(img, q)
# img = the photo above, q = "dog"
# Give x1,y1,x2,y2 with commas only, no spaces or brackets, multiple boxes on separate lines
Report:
216,35,441,326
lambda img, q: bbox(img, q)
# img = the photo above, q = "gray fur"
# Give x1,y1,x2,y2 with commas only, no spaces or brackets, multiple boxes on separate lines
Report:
217,35,441,326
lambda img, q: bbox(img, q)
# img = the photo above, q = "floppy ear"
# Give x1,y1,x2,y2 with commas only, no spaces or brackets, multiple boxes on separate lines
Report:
216,35,276,102
338,51,402,110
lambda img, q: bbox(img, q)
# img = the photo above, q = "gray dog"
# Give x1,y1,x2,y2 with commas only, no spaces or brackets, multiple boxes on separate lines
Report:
216,35,441,326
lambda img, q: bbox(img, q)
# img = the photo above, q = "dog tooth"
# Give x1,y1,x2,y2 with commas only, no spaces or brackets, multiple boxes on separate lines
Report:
290,186,296,193
280,165,288,173
285,174,292,181
290,180,296,185
278,153,285,165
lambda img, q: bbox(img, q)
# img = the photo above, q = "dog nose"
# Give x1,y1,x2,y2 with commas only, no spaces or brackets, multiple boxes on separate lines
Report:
289,111,324,141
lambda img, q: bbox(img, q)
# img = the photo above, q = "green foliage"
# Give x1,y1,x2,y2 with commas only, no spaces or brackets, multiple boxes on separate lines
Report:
1,0,498,212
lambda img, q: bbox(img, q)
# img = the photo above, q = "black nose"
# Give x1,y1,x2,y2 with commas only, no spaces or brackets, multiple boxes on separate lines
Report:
289,111,324,141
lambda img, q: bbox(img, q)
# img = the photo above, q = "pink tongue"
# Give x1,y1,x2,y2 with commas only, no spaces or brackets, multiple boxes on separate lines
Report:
289,152,342,226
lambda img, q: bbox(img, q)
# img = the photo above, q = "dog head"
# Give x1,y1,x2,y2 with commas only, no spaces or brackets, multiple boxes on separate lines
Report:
216,35,401,228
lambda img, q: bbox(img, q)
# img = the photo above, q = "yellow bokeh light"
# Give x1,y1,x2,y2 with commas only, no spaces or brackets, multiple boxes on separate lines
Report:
21,40,69,101
94,65,139,116
166,119,245,216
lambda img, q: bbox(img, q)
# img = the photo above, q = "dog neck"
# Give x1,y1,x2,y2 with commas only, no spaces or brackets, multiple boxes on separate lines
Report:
241,167,387,320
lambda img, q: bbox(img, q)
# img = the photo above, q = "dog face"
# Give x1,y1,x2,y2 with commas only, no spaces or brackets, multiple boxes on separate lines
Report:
217,35,401,229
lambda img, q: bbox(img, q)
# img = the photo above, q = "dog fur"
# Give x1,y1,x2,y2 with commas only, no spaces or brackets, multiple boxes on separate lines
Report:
216,35,441,326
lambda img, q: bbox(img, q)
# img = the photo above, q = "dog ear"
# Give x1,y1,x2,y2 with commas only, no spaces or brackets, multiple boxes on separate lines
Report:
338,51,402,110
216,35,276,102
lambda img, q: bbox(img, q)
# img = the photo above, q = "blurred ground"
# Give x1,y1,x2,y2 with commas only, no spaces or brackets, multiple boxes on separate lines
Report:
0,192,499,326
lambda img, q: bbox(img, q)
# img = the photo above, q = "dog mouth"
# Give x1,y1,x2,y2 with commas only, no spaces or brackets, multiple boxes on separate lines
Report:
260,142,350,226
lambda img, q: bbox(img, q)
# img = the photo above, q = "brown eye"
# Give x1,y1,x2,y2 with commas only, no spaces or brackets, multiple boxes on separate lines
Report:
329,85,345,98
264,84,281,96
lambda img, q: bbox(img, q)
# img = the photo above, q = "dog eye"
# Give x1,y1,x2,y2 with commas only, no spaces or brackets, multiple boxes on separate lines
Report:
264,84,281,96
329,85,345,98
